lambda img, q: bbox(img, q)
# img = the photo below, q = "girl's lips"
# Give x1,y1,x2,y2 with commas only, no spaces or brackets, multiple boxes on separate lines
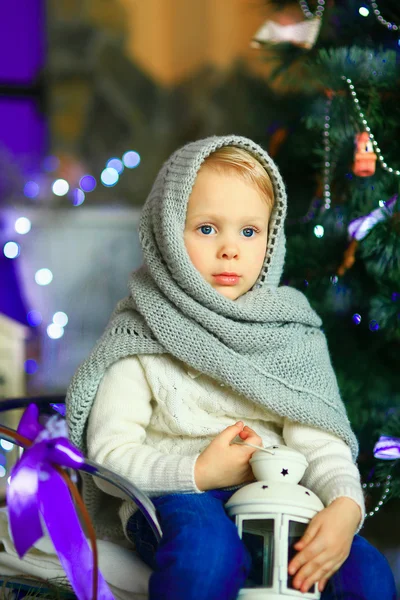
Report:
213,274,241,285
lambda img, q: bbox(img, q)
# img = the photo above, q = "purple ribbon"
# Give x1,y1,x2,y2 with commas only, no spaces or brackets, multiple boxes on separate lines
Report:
348,194,397,241
7,404,115,600
373,435,400,460
50,403,66,417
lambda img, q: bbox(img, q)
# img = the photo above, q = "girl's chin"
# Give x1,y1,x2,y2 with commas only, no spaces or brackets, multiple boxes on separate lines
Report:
213,285,243,300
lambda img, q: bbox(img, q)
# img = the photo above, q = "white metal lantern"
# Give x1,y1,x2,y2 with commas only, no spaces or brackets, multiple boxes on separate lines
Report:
225,445,324,600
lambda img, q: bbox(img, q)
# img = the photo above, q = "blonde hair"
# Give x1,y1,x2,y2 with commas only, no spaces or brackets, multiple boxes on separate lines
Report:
202,146,274,208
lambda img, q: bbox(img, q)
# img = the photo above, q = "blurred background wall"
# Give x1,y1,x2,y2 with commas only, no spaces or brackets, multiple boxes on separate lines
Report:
0,0,279,395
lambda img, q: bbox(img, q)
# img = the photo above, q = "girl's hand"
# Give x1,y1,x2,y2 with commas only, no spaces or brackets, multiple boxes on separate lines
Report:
195,422,263,491
288,497,361,593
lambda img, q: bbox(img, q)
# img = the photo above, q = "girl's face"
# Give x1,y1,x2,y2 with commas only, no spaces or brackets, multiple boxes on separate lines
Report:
184,166,271,301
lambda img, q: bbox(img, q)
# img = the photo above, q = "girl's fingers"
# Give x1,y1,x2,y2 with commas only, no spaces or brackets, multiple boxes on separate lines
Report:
317,562,342,593
294,555,336,593
318,575,329,593
289,527,321,573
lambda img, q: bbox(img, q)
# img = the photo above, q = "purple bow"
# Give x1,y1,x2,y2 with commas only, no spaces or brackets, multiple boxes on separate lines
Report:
348,195,397,241
373,435,400,460
7,404,115,600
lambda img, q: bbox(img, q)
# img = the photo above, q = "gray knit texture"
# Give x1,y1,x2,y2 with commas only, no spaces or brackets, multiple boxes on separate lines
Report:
66,135,358,540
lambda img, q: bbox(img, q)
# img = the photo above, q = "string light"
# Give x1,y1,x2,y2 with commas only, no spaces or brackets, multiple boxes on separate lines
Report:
3,241,20,259
24,359,38,374
107,158,124,174
52,179,69,196
53,312,68,327
0,440,14,451
342,76,400,176
122,151,141,169
47,323,64,340
42,156,60,172
14,217,32,234
369,319,380,331
13,147,141,358
79,175,97,193
314,224,324,237
100,167,119,187
367,1,399,31
362,473,392,518
71,188,85,207
27,310,42,327
299,0,325,19
35,268,53,286
23,181,39,199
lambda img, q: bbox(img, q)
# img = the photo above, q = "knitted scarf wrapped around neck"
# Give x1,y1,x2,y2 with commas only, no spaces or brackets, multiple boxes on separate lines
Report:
66,135,358,539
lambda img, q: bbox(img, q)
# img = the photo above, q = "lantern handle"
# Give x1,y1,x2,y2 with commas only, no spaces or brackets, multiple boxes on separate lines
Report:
231,441,276,455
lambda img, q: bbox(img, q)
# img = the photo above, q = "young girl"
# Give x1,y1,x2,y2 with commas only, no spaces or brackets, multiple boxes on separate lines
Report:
66,135,396,600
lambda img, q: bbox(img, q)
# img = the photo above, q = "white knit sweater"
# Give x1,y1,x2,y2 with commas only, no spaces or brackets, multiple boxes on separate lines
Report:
87,353,365,533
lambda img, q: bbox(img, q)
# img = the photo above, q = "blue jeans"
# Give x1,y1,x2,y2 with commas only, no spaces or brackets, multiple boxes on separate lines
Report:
126,488,397,600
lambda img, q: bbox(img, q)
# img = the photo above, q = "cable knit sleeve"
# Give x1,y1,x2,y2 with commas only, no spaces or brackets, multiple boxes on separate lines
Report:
283,419,366,532
87,355,204,498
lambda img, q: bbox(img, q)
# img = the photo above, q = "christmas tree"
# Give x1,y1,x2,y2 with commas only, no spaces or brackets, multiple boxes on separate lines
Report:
255,0,400,506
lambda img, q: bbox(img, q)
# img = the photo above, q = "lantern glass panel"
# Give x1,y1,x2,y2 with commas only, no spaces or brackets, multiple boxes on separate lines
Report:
241,518,274,588
287,520,316,594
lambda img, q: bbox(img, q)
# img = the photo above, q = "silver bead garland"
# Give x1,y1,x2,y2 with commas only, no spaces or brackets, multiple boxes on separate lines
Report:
299,0,325,19
322,95,333,210
367,1,399,31
341,75,400,177
362,473,392,518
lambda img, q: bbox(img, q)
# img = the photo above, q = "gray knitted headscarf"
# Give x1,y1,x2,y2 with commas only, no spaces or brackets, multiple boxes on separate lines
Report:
66,135,358,538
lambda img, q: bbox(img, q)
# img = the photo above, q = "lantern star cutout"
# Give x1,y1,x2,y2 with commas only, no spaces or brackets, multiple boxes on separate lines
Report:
281,468,289,476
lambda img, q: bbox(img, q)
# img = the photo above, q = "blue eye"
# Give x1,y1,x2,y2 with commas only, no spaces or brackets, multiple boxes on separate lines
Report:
199,225,215,235
242,228,256,238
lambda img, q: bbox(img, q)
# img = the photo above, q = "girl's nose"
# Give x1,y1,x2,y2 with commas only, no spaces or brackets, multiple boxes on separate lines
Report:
218,244,239,260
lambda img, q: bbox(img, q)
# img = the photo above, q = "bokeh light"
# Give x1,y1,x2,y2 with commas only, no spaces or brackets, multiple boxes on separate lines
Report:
314,225,325,238
35,268,53,286
24,359,38,374
100,167,119,187
79,175,97,192
47,323,64,339
359,6,369,17
369,320,379,331
352,313,362,325
107,158,124,174
53,311,68,327
42,156,60,172
52,179,69,196
3,241,20,259
24,181,40,198
72,188,85,206
0,466,6,478
122,151,141,169
27,310,42,327
15,217,32,235
0,440,14,452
